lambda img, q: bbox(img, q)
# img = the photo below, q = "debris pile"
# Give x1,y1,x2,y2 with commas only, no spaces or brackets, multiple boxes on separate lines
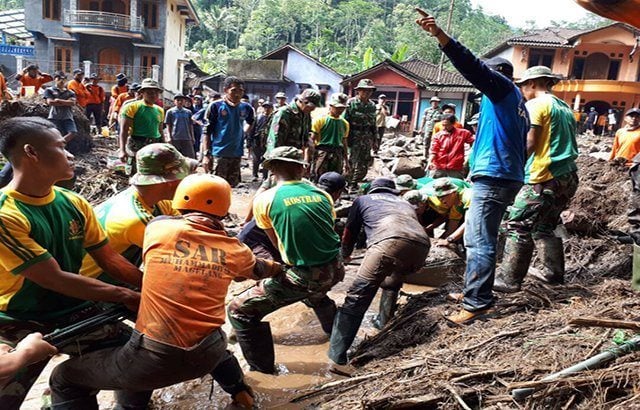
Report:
0,96,93,154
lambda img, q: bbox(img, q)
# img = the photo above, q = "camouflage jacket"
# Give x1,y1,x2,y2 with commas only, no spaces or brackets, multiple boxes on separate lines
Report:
344,97,376,145
266,100,311,153
422,107,442,134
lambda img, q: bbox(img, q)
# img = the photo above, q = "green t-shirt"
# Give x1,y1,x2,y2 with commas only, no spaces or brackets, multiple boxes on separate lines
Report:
253,181,340,266
0,187,108,321
312,115,350,147
122,100,164,139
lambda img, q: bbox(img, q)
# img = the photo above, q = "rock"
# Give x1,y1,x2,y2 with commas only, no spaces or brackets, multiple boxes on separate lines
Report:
390,156,426,178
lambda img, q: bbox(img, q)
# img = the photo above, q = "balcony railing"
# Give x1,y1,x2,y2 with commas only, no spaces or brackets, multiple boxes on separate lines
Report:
92,63,155,83
63,9,144,33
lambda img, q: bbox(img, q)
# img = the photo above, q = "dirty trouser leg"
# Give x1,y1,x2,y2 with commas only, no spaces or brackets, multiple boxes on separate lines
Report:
348,139,372,187
228,259,344,330
50,329,233,409
462,177,521,312
214,157,242,187
328,239,429,364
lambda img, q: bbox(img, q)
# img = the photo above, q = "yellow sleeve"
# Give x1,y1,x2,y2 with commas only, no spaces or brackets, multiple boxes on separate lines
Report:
123,100,140,119
0,208,51,274
311,117,326,144
157,106,165,122
343,118,350,139
253,188,277,230
525,98,548,127
157,200,180,216
60,189,108,251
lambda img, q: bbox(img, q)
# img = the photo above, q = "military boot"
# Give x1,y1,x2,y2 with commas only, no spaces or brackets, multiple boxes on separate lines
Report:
530,236,565,285
328,309,365,365
234,322,276,374
372,289,399,330
493,239,534,293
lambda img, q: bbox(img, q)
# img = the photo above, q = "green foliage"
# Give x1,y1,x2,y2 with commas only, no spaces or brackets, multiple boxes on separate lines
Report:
187,0,518,75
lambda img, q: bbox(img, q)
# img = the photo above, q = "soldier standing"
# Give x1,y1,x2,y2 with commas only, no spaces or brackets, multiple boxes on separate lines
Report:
345,79,377,191
418,96,442,158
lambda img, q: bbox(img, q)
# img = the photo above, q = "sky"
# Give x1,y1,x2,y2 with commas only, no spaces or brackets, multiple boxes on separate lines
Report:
470,0,593,28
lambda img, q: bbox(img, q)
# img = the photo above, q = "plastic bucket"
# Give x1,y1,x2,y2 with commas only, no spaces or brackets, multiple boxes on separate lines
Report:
22,86,35,97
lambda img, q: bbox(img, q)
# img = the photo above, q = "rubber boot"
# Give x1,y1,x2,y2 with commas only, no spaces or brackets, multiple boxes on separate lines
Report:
234,322,276,374
633,243,640,291
530,236,565,285
493,239,534,293
372,289,399,330
328,309,365,365
312,298,337,335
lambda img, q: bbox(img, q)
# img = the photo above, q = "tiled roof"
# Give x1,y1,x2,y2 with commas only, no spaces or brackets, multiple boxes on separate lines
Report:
506,28,590,48
400,59,472,88
0,9,32,41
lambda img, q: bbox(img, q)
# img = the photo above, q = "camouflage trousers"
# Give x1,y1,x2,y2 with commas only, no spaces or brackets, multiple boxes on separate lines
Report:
504,171,579,244
126,136,160,174
312,146,344,181
213,156,242,187
0,304,144,410
227,257,344,330
348,138,373,187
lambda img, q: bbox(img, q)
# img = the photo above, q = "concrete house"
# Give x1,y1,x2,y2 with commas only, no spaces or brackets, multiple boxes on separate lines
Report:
484,23,640,115
23,0,199,96
342,59,476,132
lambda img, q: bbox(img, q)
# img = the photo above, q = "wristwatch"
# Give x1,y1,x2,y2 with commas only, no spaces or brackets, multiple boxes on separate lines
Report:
446,236,455,243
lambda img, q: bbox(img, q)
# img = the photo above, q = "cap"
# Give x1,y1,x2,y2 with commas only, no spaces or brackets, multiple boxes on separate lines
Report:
116,73,127,81
422,178,458,197
514,65,562,86
275,92,287,99
261,101,273,108
430,96,441,102
403,190,425,208
53,71,67,79
468,113,480,125
173,92,188,100
355,78,376,90
72,68,84,75
485,56,514,79
89,73,101,80
262,146,308,170
369,177,399,195
139,78,163,92
193,94,203,100
329,93,348,108
626,108,640,116
299,89,322,107
317,172,346,194
441,103,456,111
26,64,38,71
129,82,141,91
379,94,387,99
130,143,191,186
395,174,417,191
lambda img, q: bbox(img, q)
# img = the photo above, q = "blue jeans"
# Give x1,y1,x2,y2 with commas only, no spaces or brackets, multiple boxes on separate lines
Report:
463,177,522,312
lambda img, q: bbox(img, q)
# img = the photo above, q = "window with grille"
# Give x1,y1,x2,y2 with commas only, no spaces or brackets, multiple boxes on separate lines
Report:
54,47,72,74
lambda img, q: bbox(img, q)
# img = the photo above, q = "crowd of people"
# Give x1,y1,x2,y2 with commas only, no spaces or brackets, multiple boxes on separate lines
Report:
1,7,640,410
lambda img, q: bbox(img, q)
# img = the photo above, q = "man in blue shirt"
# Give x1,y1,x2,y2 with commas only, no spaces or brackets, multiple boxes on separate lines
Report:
416,9,529,324
203,76,255,187
165,93,196,159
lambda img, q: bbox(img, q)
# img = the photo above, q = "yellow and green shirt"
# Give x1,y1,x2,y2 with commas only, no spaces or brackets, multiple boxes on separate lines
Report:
422,178,472,221
312,115,349,147
253,180,340,267
122,100,164,139
0,187,107,321
80,187,176,282
525,94,578,184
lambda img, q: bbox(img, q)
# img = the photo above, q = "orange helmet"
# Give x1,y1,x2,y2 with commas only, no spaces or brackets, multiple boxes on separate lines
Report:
172,174,231,217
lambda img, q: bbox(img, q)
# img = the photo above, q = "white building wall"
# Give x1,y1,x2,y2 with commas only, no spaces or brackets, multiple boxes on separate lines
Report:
162,1,186,94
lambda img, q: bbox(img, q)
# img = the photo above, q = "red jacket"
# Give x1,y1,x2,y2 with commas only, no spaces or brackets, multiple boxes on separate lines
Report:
430,127,474,171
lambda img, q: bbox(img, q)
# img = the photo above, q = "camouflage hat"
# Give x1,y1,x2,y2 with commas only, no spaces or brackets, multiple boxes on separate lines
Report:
262,146,308,170
329,93,348,108
275,92,287,99
468,113,480,125
430,96,441,102
299,89,322,107
515,65,561,86
354,78,376,90
139,78,163,92
130,143,191,186
395,174,417,191
403,190,425,208
422,178,458,197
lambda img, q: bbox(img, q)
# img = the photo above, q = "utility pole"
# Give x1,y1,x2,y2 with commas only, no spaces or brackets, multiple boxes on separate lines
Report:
436,0,455,83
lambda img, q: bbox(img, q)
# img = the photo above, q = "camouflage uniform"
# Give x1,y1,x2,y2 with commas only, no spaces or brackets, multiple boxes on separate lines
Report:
421,106,442,157
313,148,344,180
265,89,321,153
345,96,376,188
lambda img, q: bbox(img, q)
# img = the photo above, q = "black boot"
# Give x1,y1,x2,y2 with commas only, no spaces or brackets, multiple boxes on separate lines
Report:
234,322,276,374
328,309,365,365
372,289,398,330
312,298,337,335
530,236,565,285
494,239,534,293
